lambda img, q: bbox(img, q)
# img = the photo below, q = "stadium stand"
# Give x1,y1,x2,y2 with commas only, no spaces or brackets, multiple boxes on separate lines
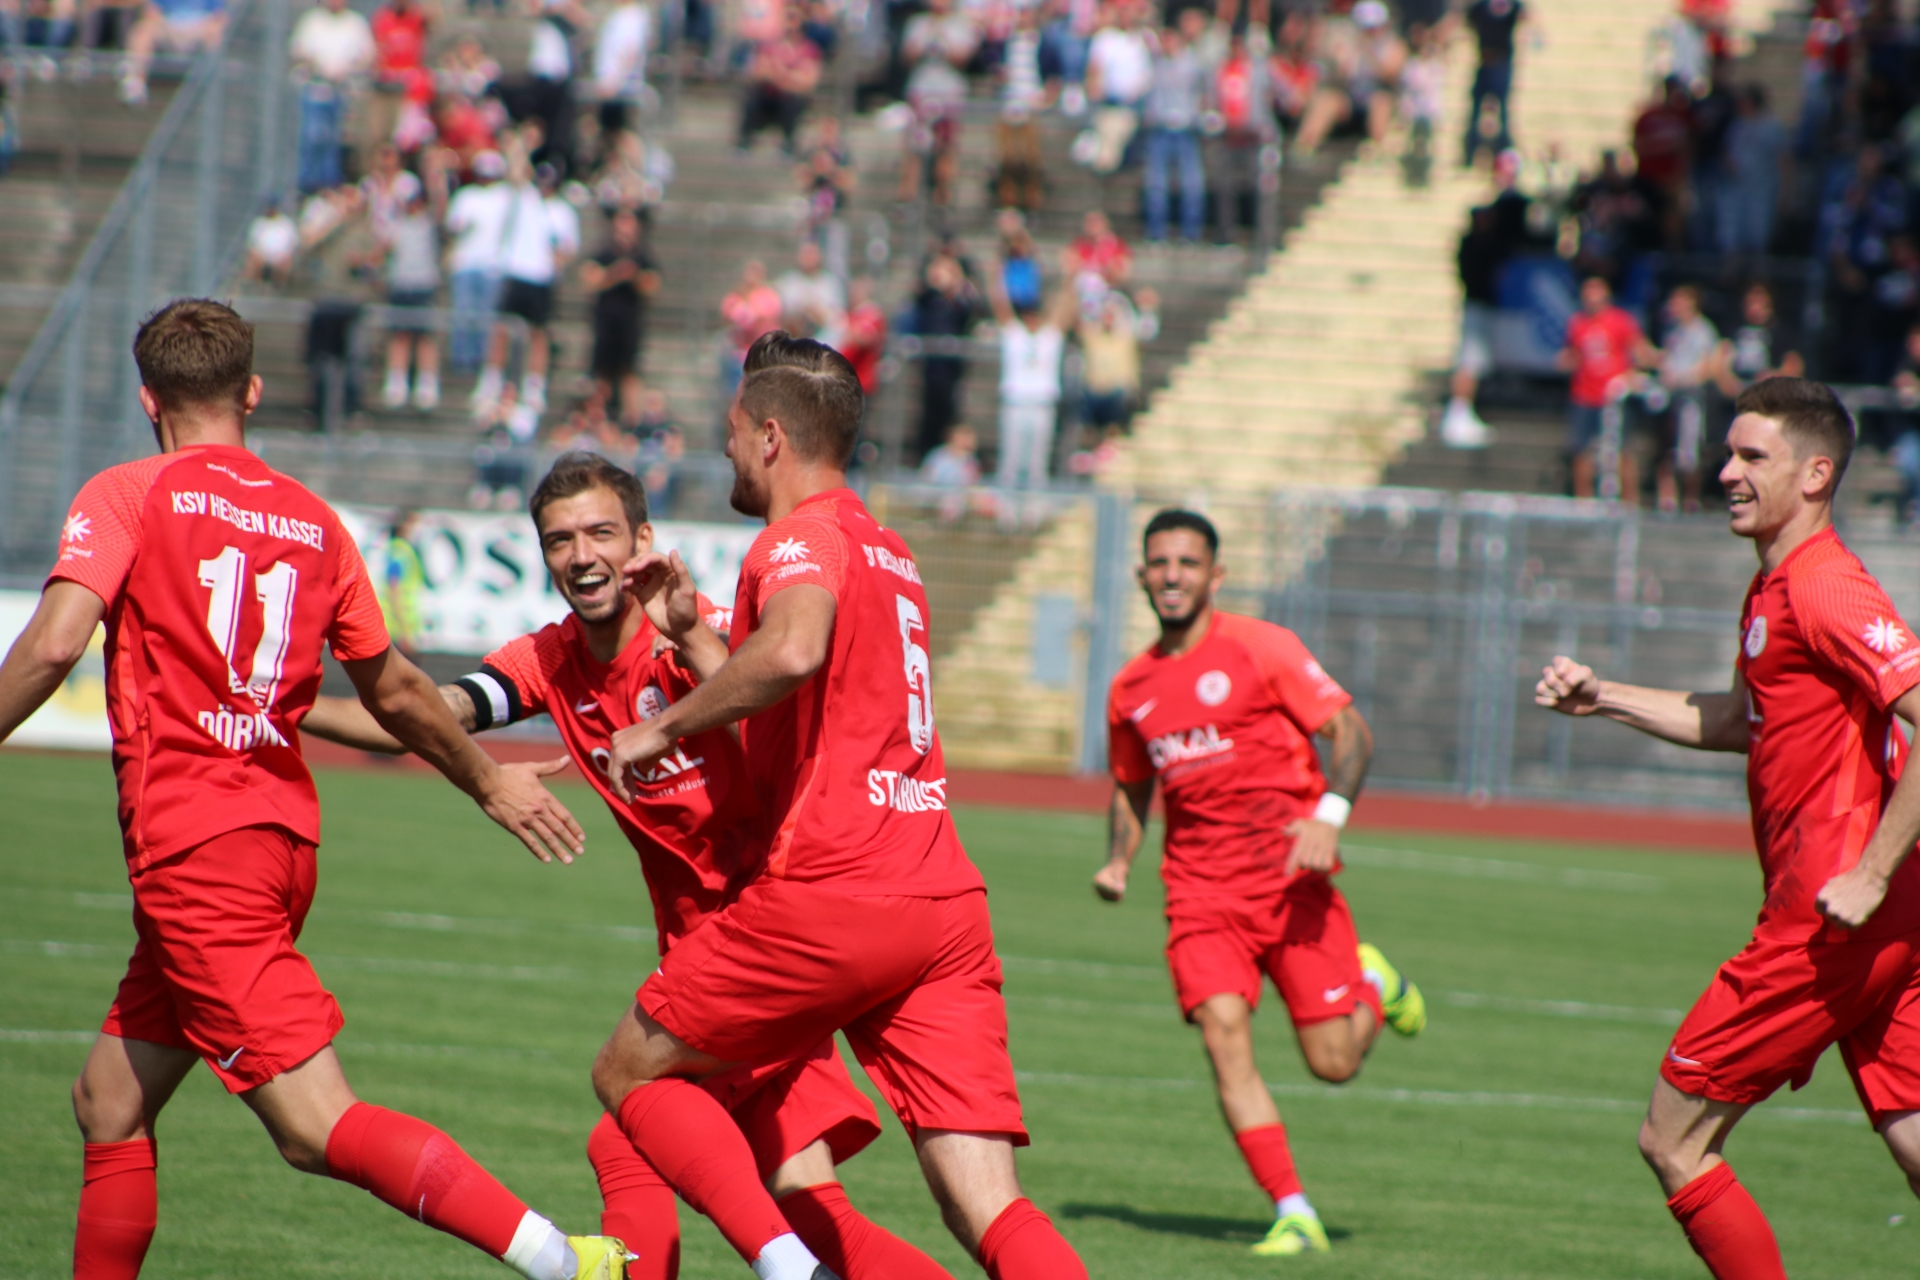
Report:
927,0,1806,774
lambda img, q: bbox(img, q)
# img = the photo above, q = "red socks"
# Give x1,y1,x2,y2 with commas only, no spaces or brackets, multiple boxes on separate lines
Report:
323,1102,528,1259
1233,1124,1303,1203
779,1182,955,1280
74,1139,158,1280
1666,1161,1787,1280
976,1198,1087,1280
589,1112,681,1280
615,1080,791,1264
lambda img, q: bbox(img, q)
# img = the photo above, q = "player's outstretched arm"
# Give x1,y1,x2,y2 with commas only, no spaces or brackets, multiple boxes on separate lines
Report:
1820,685,1920,928
1285,703,1374,875
340,646,585,863
624,548,730,681
603,582,835,801
300,684,482,754
1096,778,1154,902
1534,655,1748,753
0,581,105,743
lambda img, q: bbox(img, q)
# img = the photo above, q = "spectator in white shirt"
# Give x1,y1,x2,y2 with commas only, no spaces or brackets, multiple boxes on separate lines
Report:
1081,0,1153,172
475,162,580,436
243,199,299,285
443,148,511,372
290,0,374,192
775,240,847,348
990,279,1075,494
593,0,652,137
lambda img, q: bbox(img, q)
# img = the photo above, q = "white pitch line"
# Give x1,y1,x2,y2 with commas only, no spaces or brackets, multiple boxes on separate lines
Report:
0,1029,96,1043
1437,990,1686,1026
1000,953,1686,1026
1013,1070,1865,1125
1339,843,1664,893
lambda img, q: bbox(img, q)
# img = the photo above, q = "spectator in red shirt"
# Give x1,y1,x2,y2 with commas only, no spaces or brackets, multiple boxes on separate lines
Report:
738,3,824,156
368,0,431,150
1065,208,1132,316
1558,275,1657,501
839,276,888,395
1633,76,1693,248
718,259,786,401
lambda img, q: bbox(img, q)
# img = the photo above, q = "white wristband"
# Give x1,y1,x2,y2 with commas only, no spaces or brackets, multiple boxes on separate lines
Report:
1312,793,1351,829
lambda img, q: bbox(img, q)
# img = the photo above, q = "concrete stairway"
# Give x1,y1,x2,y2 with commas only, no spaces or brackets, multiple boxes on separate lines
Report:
0,71,178,386
927,0,1800,774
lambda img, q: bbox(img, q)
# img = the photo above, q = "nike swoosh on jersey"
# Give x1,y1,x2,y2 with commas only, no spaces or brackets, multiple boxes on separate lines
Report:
1130,699,1157,723
216,1046,245,1070
575,699,599,713
1323,984,1349,1002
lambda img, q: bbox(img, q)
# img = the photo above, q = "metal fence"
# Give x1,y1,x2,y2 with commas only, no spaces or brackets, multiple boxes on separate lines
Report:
0,0,297,583
881,482,1795,809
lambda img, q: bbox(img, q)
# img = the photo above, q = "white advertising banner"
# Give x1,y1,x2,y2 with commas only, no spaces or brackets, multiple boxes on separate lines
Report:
0,590,113,750
334,506,760,655
0,510,760,750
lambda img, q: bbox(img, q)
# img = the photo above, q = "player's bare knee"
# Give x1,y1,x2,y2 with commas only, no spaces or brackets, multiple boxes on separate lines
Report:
71,1069,141,1143
1303,1042,1361,1084
1636,1116,1692,1186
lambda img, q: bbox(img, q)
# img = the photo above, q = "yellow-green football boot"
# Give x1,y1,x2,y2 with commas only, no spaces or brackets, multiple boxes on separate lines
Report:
1251,1211,1331,1257
567,1236,631,1280
1358,941,1426,1036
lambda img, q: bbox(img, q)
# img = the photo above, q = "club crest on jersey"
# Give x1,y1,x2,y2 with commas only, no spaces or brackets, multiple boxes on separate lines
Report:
635,685,669,721
1865,617,1908,655
1744,616,1767,658
1195,670,1232,706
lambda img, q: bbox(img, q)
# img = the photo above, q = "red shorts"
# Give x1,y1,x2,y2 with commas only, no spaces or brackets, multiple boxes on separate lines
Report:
1165,877,1366,1026
707,1038,882,1181
1662,931,1920,1126
103,825,343,1093
640,881,1027,1144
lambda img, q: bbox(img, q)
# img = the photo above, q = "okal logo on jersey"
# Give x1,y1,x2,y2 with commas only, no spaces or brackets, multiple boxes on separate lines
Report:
1865,617,1908,655
1146,725,1234,770
1745,615,1767,658
1195,670,1232,706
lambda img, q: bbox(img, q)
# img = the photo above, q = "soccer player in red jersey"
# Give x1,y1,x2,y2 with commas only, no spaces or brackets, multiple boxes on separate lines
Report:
587,332,1089,1280
1096,507,1427,1257
303,451,956,1280
0,301,624,1280
1538,377,1920,1280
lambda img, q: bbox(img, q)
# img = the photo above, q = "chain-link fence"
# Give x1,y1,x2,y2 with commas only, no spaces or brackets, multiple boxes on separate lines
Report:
0,0,297,584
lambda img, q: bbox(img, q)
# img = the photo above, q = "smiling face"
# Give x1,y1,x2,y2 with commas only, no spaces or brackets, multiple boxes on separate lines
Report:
1720,412,1832,542
1138,528,1224,632
534,486,651,624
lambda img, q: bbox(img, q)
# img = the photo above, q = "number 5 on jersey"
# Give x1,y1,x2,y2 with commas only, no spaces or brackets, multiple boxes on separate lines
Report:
897,594,934,754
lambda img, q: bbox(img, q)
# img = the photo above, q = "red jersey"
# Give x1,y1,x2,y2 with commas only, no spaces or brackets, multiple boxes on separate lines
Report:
1565,306,1643,407
473,599,760,953
48,445,389,872
1108,611,1352,908
730,489,982,896
1738,528,1920,942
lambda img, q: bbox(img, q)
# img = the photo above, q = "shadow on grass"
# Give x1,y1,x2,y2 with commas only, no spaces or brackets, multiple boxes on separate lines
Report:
1058,1203,1352,1244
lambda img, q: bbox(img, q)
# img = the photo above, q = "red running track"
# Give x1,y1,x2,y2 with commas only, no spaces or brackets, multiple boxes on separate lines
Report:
297,735,1755,855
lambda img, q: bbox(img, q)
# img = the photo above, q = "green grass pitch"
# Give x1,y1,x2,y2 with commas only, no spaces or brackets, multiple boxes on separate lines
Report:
3,749,1917,1279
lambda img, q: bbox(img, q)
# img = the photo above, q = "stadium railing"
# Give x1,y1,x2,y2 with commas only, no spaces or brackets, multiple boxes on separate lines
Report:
871,481,1912,809
0,0,298,587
